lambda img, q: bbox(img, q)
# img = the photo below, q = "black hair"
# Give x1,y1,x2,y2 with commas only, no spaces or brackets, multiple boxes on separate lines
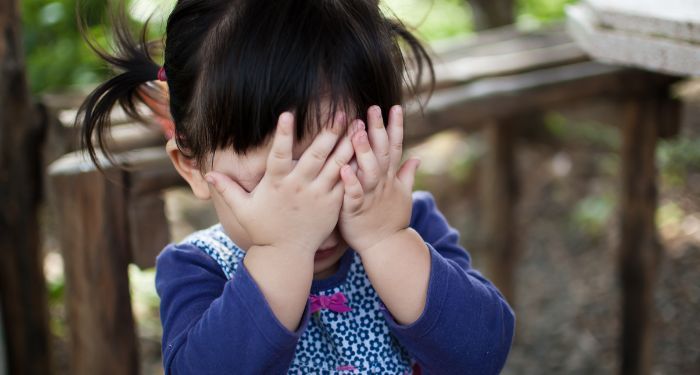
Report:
77,0,435,170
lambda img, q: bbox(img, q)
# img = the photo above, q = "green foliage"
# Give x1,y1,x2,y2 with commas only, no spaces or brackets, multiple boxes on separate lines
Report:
21,0,168,94
571,194,614,237
22,0,103,93
517,0,578,28
657,137,700,187
382,0,473,41
129,265,163,337
657,200,685,229
43,252,67,338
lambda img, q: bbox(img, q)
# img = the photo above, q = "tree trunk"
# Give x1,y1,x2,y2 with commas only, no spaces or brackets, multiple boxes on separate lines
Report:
467,0,516,31
0,0,52,374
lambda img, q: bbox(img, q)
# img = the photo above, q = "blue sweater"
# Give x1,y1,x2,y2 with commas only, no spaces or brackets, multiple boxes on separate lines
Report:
155,191,515,374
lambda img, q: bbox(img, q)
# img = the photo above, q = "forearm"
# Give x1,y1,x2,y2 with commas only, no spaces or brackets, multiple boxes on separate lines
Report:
375,243,515,374
243,245,315,331
358,228,430,325
166,278,301,374
157,244,309,374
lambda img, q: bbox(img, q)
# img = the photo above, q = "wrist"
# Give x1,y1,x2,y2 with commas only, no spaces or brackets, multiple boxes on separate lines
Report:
247,244,317,263
242,244,316,333
355,227,417,257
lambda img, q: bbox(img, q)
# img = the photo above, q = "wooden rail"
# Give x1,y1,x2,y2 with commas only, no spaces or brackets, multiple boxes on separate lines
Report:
47,25,681,375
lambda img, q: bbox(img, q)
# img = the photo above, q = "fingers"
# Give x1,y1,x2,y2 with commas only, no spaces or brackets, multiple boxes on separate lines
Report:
396,157,421,190
317,121,356,186
387,105,404,175
349,158,358,174
352,120,381,190
367,106,390,173
341,164,363,212
205,171,247,210
293,111,346,180
266,112,295,180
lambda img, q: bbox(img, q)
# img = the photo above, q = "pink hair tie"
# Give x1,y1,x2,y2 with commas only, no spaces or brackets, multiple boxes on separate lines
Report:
157,66,167,82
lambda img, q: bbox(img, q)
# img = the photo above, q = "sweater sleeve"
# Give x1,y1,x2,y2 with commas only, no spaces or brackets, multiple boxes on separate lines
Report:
155,243,310,374
380,191,515,375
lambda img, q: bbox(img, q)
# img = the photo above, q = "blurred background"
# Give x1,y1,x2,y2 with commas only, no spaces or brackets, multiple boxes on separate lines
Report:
2,0,699,374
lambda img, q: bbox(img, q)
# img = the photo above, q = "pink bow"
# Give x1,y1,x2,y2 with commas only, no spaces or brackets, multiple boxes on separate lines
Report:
309,292,352,314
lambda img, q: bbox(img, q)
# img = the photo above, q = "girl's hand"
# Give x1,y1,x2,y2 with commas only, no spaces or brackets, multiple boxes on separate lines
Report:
206,111,354,255
338,105,421,256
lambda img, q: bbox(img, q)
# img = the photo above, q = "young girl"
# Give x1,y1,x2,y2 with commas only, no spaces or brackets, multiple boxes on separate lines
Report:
77,0,514,373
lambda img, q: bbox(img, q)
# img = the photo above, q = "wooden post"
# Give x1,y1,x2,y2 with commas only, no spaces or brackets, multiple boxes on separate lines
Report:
467,0,519,306
48,155,139,375
481,120,519,303
0,0,52,373
617,96,664,375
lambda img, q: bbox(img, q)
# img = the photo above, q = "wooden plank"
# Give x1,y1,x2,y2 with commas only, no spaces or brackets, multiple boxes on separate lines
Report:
567,4,700,76
106,123,165,153
430,23,570,60
586,0,700,44
48,160,139,375
411,25,588,91
122,147,185,195
428,42,586,91
404,62,660,145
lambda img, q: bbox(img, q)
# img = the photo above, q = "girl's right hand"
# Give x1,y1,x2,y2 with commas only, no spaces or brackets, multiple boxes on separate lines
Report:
205,111,354,256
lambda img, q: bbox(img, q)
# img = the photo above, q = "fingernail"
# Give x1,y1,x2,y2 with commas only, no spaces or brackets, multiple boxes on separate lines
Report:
372,105,381,117
355,121,365,132
205,173,215,185
393,105,402,115
357,131,367,142
280,112,293,123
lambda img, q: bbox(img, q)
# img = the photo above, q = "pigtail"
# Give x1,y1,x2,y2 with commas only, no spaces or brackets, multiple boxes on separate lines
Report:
75,0,166,168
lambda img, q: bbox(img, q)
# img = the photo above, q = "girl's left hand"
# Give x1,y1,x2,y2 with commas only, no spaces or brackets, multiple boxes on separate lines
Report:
338,105,421,256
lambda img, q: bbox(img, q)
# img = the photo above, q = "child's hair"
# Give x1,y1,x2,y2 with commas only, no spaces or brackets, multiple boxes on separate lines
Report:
77,0,435,170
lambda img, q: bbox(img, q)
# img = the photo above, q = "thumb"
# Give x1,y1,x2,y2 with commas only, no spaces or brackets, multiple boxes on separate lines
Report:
205,171,247,209
396,157,421,190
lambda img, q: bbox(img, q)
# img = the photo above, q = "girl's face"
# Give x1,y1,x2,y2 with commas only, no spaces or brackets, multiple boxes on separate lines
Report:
207,133,349,280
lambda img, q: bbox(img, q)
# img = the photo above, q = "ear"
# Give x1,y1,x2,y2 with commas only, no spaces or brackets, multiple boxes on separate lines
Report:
166,138,211,200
